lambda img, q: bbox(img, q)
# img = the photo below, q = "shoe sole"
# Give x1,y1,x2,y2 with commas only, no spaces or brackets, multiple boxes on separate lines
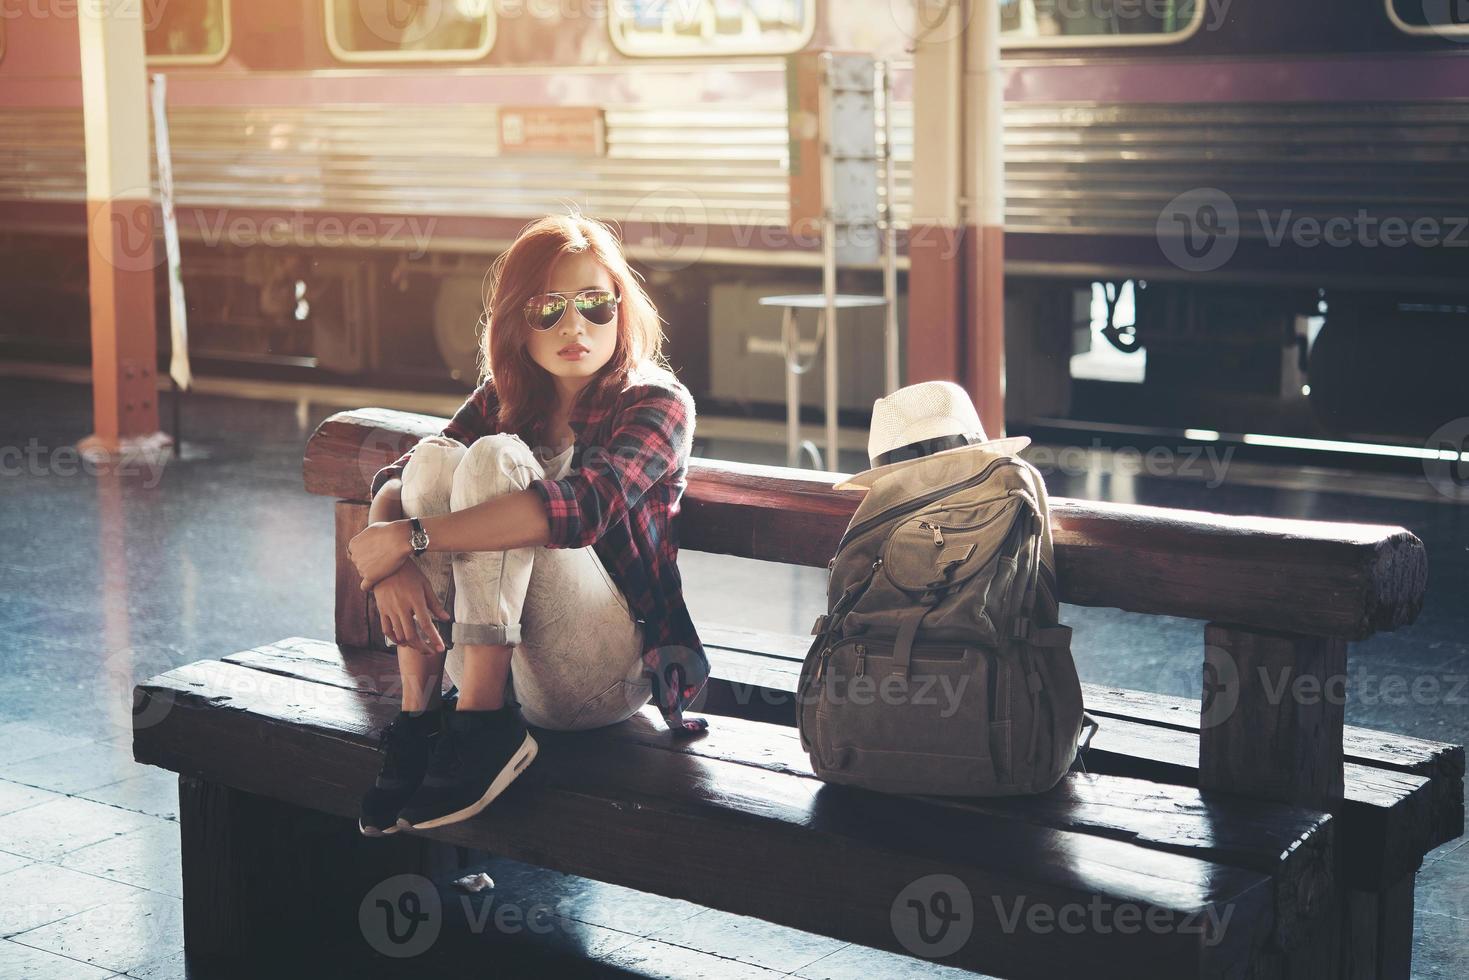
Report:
358,818,400,838
399,731,539,832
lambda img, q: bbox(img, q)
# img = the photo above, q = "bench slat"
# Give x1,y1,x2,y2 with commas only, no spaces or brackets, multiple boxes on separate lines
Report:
227,632,1441,893
224,639,1329,874
136,656,1291,979
303,410,1427,640
222,638,1337,956
699,624,1462,809
688,626,1445,891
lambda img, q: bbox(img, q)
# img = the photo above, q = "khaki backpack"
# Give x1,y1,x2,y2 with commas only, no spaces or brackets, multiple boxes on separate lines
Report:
796,447,1092,795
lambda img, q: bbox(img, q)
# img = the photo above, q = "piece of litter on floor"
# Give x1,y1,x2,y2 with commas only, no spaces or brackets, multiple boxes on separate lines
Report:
454,872,495,893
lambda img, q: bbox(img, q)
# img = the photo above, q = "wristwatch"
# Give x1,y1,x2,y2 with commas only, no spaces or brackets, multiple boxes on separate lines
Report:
408,517,429,556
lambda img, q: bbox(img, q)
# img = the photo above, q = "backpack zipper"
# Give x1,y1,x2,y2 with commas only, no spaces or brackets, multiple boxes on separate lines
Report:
834,457,1013,554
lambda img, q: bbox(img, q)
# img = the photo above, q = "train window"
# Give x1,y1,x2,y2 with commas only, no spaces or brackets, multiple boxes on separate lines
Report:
999,0,1204,47
609,1,816,57
326,0,496,62
145,0,231,65
1386,0,1469,37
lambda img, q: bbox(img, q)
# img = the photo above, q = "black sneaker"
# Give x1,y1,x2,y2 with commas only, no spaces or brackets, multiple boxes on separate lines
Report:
358,704,446,837
396,703,538,831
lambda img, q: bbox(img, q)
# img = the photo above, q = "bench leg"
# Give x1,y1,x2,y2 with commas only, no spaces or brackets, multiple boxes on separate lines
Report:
1342,873,1415,980
178,775,467,962
1199,624,1346,811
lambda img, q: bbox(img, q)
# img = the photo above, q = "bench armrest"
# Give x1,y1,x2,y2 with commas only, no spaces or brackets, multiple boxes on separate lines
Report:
307,407,1427,641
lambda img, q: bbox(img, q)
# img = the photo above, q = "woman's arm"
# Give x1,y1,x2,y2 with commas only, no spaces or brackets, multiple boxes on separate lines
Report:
417,488,551,553
369,477,405,524
349,487,552,589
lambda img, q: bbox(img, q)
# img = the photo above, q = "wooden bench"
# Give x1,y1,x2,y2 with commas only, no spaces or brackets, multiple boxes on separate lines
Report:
130,407,1462,979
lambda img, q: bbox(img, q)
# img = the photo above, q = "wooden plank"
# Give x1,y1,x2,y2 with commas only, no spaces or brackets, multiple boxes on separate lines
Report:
1084,715,1431,893
136,658,1281,979
179,775,464,960
698,625,1463,846
1199,625,1347,812
335,501,372,649
1078,683,1463,851
215,638,1338,955
224,634,1440,894
1343,873,1415,980
302,409,1427,640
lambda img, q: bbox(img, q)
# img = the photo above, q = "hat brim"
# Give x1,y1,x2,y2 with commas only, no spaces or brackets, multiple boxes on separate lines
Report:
831,436,1032,490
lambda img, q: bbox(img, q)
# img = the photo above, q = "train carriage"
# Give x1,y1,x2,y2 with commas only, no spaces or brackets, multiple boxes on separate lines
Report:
1,1,1465,440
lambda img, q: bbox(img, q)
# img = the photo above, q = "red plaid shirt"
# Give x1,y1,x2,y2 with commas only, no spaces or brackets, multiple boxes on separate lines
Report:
371,365,709,732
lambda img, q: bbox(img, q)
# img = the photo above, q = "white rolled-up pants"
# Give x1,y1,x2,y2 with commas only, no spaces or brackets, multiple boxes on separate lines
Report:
398,433,651,731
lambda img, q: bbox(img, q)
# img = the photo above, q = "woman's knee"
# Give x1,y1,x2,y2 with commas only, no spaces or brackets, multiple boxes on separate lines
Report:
450,434,540,511
400,436,465,518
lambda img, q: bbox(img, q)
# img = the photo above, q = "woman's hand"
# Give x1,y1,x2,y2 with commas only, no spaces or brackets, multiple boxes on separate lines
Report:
371,562,449,654
348,520,412,591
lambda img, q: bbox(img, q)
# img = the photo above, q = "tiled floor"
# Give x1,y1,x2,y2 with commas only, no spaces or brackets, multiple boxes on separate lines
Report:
0,377,1464,977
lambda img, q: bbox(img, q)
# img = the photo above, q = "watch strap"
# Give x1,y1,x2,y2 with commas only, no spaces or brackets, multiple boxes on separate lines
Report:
409,517,428,556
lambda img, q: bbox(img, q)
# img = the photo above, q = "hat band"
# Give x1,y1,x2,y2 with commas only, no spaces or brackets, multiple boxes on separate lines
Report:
872,432,978,469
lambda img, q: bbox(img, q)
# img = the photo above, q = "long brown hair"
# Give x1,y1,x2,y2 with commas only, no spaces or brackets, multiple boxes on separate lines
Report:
479,213,670,446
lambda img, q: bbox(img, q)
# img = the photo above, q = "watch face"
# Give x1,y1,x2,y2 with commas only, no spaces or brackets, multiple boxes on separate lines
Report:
411,529,429,552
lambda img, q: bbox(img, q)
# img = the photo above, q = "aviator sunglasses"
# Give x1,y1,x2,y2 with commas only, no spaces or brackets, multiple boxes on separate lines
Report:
523,288,621,332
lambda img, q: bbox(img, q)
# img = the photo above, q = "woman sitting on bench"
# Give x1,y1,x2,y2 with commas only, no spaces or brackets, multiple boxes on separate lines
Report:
345,213,709,836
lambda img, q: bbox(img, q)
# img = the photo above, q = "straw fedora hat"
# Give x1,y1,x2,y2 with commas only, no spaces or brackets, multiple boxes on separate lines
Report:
832,380,1029,490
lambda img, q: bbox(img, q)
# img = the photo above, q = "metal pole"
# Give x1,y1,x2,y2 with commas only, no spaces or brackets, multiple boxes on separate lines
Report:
880,58,899,396
783,308,799,468
819,53,839,472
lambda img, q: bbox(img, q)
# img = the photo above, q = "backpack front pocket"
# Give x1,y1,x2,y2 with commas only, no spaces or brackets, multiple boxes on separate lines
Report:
813,636,999,794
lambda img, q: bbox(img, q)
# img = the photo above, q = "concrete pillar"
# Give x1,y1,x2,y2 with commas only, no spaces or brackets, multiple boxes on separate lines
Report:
77,3,166,455
907,0,1006,432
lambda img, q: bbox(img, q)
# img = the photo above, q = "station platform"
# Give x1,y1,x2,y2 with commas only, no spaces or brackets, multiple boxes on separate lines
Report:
0,377,1464,979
